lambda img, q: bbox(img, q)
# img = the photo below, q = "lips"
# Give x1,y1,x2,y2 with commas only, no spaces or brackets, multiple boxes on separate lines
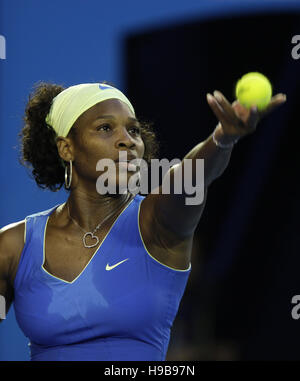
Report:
114,152,139,171
114,154,137,163
116,162,137,171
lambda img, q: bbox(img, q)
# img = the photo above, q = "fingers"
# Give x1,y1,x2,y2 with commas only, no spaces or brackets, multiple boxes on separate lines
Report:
210,91,244,128
213,91,241,122
206,93,233,126
260,93,287,117
270,93,287,105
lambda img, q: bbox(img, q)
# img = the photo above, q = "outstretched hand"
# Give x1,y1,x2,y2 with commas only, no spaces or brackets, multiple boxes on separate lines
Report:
207,90,287,139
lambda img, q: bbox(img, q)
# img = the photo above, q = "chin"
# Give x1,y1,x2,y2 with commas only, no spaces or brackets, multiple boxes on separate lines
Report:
117,170,141,194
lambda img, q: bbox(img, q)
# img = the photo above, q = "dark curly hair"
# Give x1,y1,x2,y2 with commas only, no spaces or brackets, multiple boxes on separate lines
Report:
19,81,160,192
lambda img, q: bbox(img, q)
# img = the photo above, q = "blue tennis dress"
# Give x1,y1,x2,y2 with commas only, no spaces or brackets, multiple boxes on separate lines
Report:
13,194,191,361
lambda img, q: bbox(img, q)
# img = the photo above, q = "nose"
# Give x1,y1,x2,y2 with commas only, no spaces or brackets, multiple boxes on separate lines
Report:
114,127,136,149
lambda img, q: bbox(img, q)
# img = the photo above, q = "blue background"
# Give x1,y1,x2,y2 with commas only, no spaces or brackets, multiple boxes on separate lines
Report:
1,0,300,361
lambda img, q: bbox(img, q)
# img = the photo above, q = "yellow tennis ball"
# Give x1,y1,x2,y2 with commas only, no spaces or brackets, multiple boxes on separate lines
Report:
235,72,272,111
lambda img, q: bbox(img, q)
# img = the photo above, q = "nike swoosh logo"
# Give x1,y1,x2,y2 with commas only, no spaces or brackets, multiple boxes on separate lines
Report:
99,84,113,90
106,258,129,271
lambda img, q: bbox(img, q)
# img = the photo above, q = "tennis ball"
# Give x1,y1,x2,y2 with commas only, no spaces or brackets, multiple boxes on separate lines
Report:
235,72,272,111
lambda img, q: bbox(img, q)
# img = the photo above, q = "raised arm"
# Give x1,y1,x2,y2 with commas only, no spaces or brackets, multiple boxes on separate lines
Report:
144,91,287,239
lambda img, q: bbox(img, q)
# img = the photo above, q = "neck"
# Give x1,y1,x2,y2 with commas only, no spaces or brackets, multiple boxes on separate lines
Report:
65,190,133,231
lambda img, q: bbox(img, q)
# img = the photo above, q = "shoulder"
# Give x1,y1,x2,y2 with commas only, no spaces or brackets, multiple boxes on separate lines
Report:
0,220,26,283
138,194,193,270
0,220,26,246
139,193,192,239
0,204,58,284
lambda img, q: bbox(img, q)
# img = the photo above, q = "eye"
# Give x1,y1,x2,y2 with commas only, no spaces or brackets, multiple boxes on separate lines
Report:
97,124,111,132
130,126,141,135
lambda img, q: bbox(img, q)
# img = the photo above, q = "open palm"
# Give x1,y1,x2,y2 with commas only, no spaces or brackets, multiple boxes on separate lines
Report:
207,90,287,139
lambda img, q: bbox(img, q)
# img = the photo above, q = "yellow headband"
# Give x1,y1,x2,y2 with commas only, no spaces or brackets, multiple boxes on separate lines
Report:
45,83,135,137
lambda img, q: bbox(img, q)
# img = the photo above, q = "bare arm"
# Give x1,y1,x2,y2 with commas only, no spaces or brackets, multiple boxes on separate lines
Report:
145,91,286,239
0,221,25,322
0,233,14,322
145,124,233,239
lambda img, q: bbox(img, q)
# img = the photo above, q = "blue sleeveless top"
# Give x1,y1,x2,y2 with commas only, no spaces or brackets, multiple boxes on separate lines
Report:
13,194,191,361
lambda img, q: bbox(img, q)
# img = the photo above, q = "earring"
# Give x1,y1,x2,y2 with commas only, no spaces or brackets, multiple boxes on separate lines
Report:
65,160,72,189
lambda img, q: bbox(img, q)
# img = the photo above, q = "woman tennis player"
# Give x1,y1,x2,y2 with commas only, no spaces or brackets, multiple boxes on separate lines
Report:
0,82,286,360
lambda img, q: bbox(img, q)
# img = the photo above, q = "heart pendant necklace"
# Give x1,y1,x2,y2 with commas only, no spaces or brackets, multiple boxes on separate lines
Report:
67,194,131,248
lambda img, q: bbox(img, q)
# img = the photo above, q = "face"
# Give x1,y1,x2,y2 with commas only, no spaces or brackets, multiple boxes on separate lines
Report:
58,98,145,194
